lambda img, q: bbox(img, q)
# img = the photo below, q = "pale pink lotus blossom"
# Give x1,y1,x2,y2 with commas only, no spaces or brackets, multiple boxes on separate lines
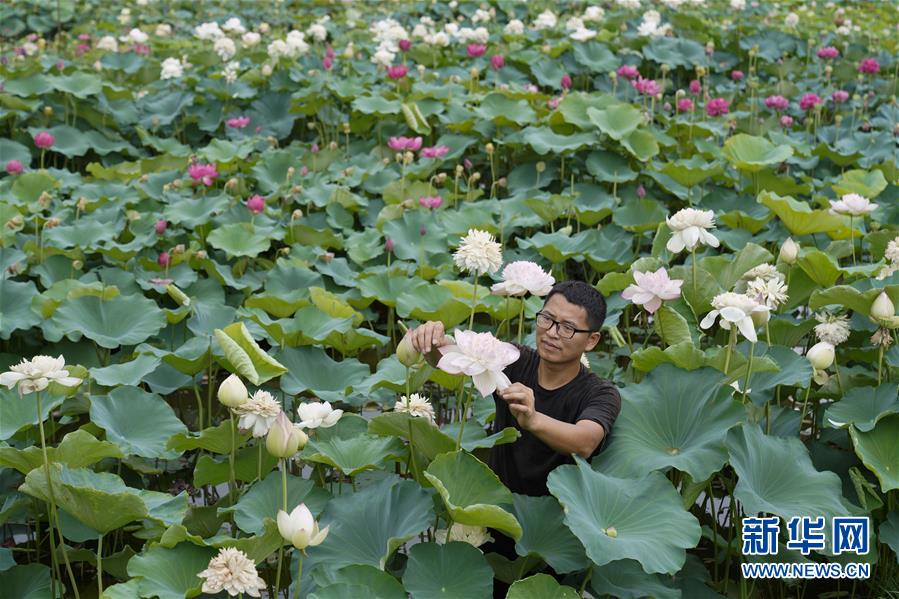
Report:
621,268,683,314
437,329,520,397
387,136,422,151
387,64,408,80
490,261,555,297
829,193,877,216
617,65,639,79
420,145,449,158
188,162,218,186
706,98,730,116
817,46,839,59
419,196,442,209
490,55,504,70
246,195,265,214
467,44,487,58
226,116,251,128
5,160,23,175
631,76,660,96
764,95,789,111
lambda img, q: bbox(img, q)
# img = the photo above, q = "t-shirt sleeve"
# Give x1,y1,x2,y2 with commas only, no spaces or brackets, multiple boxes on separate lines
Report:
576,380,621,456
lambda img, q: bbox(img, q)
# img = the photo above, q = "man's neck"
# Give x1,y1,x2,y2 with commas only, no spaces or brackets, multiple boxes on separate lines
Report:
537,357,581,391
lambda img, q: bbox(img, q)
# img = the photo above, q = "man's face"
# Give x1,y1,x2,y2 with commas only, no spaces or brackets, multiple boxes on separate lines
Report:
535,293,601,364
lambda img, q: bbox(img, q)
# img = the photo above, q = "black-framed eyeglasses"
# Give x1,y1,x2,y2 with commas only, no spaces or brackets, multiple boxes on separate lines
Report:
535,311,594,339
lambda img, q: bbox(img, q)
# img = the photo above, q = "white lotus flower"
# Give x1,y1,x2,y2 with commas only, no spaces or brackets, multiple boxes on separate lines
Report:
197,547,265,597
0,355,82,395
435,523,492,547
234,390,281,437
814,312,851,346
616,0,642,9
96,35,118,52
393,393,435,423
437,329,520,397
472,8,492,23
307,23,328,42
222,61,239,83
779,238,799,264
784,12,799,28
267,39,290,61
297,401,343,429
371,47,396,66
584,6,605,21
122,28,148,44
155,24,173,37
746,277,789,309
491,261,555,297
665,208,720,253
570,27,598,42
277,503,329,550
504,19,525,35
566,17,586,31
194,22,224,41
533,10,558,30
222,17,246,35
241,31,261,48
730,0,746,9
285,30,309,57
741,264,784,283
829,193,878,216
621,267,683,314
699,292,769,343
214,37,236,61
885,237,899,264
160,57,184,80
454,229,503,276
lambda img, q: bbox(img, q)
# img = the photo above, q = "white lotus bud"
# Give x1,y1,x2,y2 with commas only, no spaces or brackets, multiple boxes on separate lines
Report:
779,237,799,264
396,333,421,367
871,292,895,322
217,374,248,408
806,341,835,370
266,412,308,458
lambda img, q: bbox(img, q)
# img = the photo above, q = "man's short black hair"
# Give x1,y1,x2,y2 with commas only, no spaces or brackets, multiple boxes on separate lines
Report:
543,280,607,332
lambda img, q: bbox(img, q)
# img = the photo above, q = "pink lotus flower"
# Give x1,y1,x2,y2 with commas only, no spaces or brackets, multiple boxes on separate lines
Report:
5,160,23,175
547,97,561,109
490,55,504,70
387,64,408,80
322,55,333,71
226,116,251,129
560,74,572,90
419,196,442,210
617,65,639,79
636,185,646,198
387,136,422,151
75,43,90,56
706,98,730,116
490,261,555,297
799,93,821,111
133,44,150,56
689,79,701,95
325,47,335,59
676,98,694,112
158,251,170,266
33,132,55,149
420,145,449,158
731,70,744,81
621,267,684,314
467,44,486,58
299,165,309,176
155,219,167,235
246,195,265,214
817,46,839,60
399,39,411,52
385,238,395,252
310,143,319,153
764,95,789,111
436,329,520,397
831,90,849,103
631,76,660,96
188,162,218,186
780,115,794,128
858,58,880,74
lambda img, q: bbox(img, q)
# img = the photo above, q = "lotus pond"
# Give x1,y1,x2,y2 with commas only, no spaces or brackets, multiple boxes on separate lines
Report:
0,0,898,597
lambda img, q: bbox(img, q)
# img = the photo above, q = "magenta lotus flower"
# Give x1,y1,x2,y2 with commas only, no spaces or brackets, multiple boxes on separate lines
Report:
387,64,408,80
631,76,660,96
158,251,170,266
385,238,395,252
188,162,218,186
817,46,839,59
490,54,504,70
467,44,486,58
621,267,684,314
706,98,730,116
155,219,167,235
617,65,639,79
419,196,442,209
322,55,333,71
636,185,646,199
731,70,744,81
831,90,849,103
226,116,250,129
560,74,572,89
689,79,701,95
858,58,880,74
325,46,335,59
780,115,794,128
33,131,55,149
799,93,822,111
547,97,561,109
5,160,23,175
676,98,694,112
420,145,449,158
246,195,265,214
388,136,422,151
764,95,789,111
399,39,411,52
436,329,520,397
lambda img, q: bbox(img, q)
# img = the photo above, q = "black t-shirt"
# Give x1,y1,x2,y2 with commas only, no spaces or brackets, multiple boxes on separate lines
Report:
486,342,621,497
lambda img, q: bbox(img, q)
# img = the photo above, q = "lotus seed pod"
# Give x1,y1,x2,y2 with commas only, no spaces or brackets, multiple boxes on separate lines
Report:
217,374,248,408
807,342,835,370
535,162,546,173
43,105,53,117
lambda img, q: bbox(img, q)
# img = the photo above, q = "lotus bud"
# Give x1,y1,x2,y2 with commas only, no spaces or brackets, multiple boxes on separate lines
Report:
497,177,507,188
261,64,273,77
151,115,160,128
38,191,52,207
266,412,307,458
609,71,618,82
436,173,447,184
292,209,303,220
382,158,391,166
778,237,799,264
605,526,618,538
558,225,573,236
139,174,149,183
291,185,303,194
750,308,770,328
403,151,414,164
126,209,141,221
320,252,334,263
278,247,290,256
535,162,546,173
396,332,422,367
696,66,706,77
172,178,182,188
225,177,239,191
43,105,54,117
455,164,464,175
72,260,83,270
277,503,329,550
6,215,23,229
77,197,89,211
217,373,248,408
344,167,354,177
661,63,671,74
45,217,60,228
166,283,190,306
329,141,338,151
470,67,480,79
196,249,207,259
807,341,835,370
871,292,895,323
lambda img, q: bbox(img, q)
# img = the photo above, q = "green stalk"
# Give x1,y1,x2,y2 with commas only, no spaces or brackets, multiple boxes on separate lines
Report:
517,298,526,345
741,342,755,404
295,552,304,599
455,382,473,450
878,343,885,385
468,273,479,329
723,327,736,376
407,419,418,479
798,385,813,437
257,441,263,484
274,459,287,597
229,410,237,506
97,534,103,598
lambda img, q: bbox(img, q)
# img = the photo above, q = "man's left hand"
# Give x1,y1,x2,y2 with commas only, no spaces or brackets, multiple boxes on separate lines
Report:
499,383,538,430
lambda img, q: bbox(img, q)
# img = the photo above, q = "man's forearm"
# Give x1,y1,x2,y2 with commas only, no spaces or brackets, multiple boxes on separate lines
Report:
527,412,598,459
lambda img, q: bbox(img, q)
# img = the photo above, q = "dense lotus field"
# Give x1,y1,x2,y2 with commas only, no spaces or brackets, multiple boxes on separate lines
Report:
1,0,898,597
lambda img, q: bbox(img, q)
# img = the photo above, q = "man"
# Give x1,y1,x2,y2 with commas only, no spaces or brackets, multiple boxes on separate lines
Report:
406,280,621,592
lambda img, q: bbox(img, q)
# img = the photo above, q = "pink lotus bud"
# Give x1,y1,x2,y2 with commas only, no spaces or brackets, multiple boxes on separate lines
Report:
689,79,701,95
399,39,411,52
467,44,486,58
33,131,55,149
155,219,167,235
385,238,395,252
780,115,794,128
311,143,319,154
246,195,265,214
676,98,694,112
731,70,744,81
323,56,333,71
636,185,646,198
490,55,504,70
158,251,170,266
617,65,639,79
300,165,309,176
560,74,572,89
387,64,408,80
5,160,23,175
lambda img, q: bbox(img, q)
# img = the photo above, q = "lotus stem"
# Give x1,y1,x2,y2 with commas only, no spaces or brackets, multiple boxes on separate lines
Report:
469,273,478,329
229,410,237,506
656,308,666,347
274,460,287,598
407,419,418,478
723,328,736,376
878,343,885,386
707,481,719,583
741,342,755,404
192,384,204,431
97,533,103,598
257,441,263,484
849,215,856,266
295,552,304,599
798,385,813,437
691,247,697,300
517,298,525,345
455,383,474,450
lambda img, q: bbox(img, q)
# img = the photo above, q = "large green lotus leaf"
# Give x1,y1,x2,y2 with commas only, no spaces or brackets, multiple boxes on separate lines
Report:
758,191,848,236
642,36,706,67
402,541,493,599
26,125,132,157
424,450,521,540
126,542,216,599
51,294,165,349
700,242,773,292
207,222,272,258
809,284,899,318
826,385,899,432
0,564,53,599
275,345,370,401
727,425,852,522
249,92,296,139
669,265,722,316
477,93,537,126
589,559,680,599
511,494,588,574
652,305,692,346
831,169,888,199
0,278,41,339
572,41,618,72
356,274,418,307
0,388,63,440
630,340,706,372
168,420,251,455
396,285,471,329
547,457,701,574
302,433,406,477
0,547,11,571
100,578,142,599
0,429,123,474
587,104,642,141
612,198,667,233
307,475,433,572
163,193,230,228
89,353,161,387
722,134,793,172
214,321,287,385
518,127,597,155
659,156,723,187
352,95,402,115
50,72,103,98
796,250,841,288
621,129,660,162
558,92,617,129
20,464,148,534
585,150,637,183
312,564,406,599
368,411,455,460
849,414,899,493
879,511,899,562
506,573,580,599
0,138,31,166
221,470,330,535
90,385,187,459
192,441,279,487
11,171,56,204
740,343,812,402
592,365,741,480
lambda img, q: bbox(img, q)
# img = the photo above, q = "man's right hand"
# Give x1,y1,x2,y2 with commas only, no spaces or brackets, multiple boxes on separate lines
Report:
407,321,452,367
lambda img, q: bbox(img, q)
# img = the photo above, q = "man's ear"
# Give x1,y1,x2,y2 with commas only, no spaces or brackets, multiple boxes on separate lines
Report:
586,331,601,351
